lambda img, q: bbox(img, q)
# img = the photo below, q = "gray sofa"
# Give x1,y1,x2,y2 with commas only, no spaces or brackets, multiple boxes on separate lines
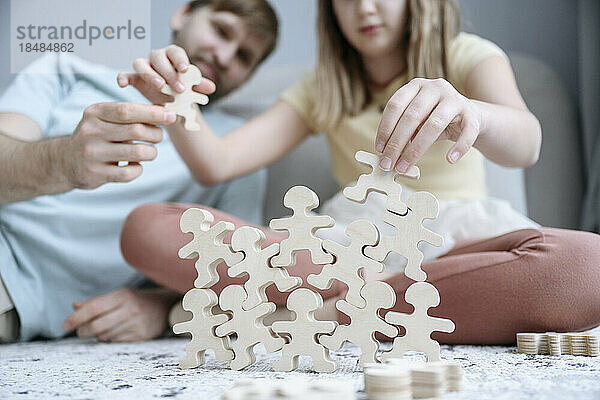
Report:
218,53,581,229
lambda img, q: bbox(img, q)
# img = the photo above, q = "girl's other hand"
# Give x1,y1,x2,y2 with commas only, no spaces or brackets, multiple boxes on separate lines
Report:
375,78,483,173
116,45,216,105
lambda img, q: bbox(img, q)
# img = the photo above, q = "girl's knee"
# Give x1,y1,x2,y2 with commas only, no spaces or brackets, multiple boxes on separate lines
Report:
537,228,600,331
120,203,184,266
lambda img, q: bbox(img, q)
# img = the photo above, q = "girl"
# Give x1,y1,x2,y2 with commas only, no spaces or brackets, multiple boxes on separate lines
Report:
120,0,600,343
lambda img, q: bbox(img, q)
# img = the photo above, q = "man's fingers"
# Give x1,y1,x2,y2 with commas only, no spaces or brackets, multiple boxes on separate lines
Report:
109,332,139,343
76,307,129,338
103,164,144,183
62,292,122,331
101,122,164,144
96,102,176,125
376,80,420,153
96,143,157,163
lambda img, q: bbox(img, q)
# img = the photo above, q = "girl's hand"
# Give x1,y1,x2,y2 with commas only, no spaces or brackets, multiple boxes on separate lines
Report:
375,78,483,173
117,45,216,105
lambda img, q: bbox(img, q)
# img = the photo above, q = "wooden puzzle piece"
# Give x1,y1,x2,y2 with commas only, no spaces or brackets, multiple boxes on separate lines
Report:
270,186,334,267
343,150,420,215
160,64,209,131
229,226,302,310
215,285,285,370
307,220,384,308
319,281,398,366
271,288,338,372
364,191,443,282
517,332,599,356
382,281,455,362
172,288,233,368
178,208,243,288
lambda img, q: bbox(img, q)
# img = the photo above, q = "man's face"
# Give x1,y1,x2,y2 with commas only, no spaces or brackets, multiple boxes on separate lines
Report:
173,6,269,100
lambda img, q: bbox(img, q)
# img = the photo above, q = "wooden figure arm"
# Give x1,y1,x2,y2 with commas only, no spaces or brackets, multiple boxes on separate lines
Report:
214,322,234,337
376,320,399,339
335,300,354,317
227,263,246,279
385,311,410,327
432,317,456,333
271,321,292,335
269,217,292,231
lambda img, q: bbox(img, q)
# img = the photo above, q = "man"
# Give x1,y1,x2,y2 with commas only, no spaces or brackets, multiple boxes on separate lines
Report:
0,0,278,342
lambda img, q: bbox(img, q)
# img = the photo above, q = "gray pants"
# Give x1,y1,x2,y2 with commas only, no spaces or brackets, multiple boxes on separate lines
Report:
0,273,19,343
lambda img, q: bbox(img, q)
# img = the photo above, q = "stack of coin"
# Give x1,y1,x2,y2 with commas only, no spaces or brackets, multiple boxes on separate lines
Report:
222,378,355,400
410,363,447,399
363,366,411,400
568,334,588,356
441,361,463,391
560,333,571,354
547,333,561,356
365,358,464,398
585,334,599,357
517,332,599,357
538,334,549,354
517,333,540,354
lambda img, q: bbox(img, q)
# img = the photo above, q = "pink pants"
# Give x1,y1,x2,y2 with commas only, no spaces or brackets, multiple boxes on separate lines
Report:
120,202,600,344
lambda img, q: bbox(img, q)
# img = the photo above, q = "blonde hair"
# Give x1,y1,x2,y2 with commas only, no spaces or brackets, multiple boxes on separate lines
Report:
315,0,460,131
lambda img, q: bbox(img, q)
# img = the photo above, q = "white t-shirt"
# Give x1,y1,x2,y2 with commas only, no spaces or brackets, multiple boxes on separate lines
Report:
0,54,265,340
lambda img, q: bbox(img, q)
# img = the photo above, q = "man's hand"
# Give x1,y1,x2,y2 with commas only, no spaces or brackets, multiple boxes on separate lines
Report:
65,102,176,189
117,45,216,105
62,288,180,342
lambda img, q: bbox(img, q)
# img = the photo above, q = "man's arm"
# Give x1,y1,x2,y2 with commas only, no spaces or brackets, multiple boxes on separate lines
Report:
0,104,176,205
0,112,73,204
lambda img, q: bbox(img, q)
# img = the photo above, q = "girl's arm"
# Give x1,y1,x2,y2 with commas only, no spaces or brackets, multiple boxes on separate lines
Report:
118,45,311,185
465,56,541,167
376,55,542,172
166,99,311,185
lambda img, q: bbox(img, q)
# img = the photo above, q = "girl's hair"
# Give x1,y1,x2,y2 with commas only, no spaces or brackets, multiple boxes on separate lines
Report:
315,0,460,131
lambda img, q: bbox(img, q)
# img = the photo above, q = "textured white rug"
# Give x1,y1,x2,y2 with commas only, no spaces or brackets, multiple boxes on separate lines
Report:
2,326,600,400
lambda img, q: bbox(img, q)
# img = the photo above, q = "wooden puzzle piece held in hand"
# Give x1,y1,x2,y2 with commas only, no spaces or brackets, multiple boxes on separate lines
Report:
228,226,301,310
270,186,334,267
161,64,209,131
365,191,443,282
172,288,233,368
343,150,420,215
271,288,338,372
307,219,384,308
382,281,455,362
320,281,398,366
215,285,285,370
179,208,243,288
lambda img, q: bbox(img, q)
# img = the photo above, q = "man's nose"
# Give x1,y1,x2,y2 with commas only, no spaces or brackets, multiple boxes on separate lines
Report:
215,42,237,67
